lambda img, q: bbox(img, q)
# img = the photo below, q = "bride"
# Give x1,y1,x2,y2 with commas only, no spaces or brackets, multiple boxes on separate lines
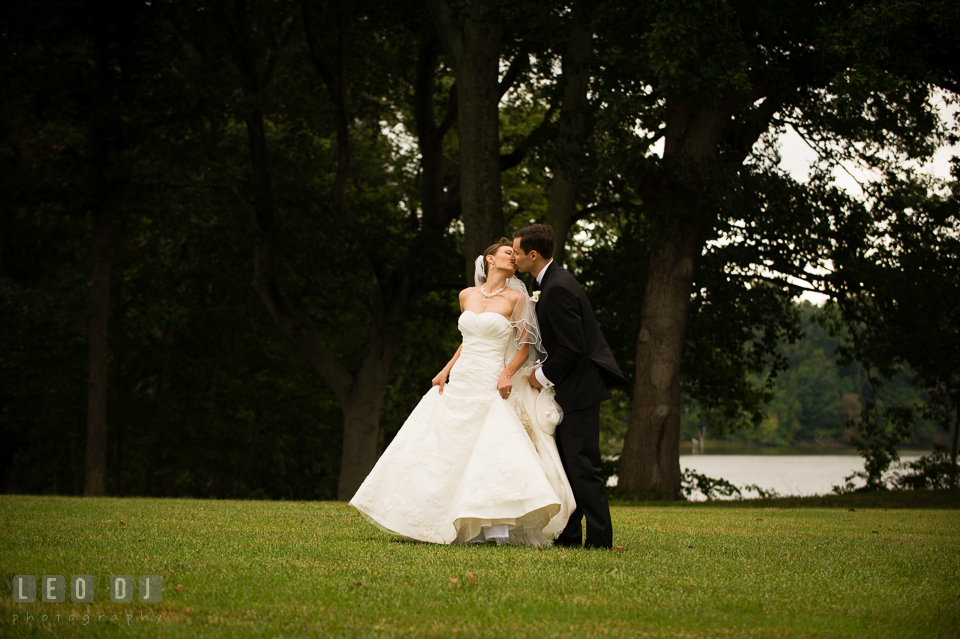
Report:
349,239,575,546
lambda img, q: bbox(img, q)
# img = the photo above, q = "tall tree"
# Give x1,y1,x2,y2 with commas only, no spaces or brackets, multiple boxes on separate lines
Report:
82,0,168,495
543,4,593,267
588,0,957,498
84,4,131,496
426,0,505,279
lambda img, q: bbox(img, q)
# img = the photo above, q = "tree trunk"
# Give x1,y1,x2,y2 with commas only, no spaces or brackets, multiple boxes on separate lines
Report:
336,334,400,499
339,405,379,499
616,91,763,499
226,5,454,501
457,18,503,279
84,199,111,497
545,10,592,267
72,419,81,495
227,10,414,502
426,0,504,280
84,3,132,498
414,38,459,228
114,254,123,496
951,378,959,489
244,105,404,502
252,246,400,501
546,182,576,267
617,223,706,498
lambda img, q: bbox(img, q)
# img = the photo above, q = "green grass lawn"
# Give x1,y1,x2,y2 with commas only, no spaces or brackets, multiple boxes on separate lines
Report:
2,494,959,638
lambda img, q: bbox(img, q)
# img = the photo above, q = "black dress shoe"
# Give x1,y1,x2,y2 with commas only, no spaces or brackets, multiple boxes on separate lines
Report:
583,542,612,550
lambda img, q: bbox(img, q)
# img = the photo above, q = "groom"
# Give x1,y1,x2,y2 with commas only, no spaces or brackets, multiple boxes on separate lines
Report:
512,224,627,549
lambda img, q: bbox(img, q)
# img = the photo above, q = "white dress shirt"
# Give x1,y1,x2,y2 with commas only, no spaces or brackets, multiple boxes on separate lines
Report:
534,260,555,388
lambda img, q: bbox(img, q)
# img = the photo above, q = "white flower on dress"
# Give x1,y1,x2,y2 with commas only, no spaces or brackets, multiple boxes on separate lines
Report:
531,291,541,303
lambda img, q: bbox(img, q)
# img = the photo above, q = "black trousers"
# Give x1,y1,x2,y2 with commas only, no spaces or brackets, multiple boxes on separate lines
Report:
554,402,613,548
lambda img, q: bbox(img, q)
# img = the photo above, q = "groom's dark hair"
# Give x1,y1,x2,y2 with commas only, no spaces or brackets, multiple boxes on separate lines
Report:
513,224,555,259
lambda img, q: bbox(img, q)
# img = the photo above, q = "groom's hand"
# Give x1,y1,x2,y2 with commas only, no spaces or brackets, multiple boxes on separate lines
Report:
528,375,543,389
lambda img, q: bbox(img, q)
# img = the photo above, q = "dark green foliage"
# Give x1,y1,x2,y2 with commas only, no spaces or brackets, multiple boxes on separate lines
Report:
0,0,350,499
890,447,960,491
377,291,463,448
0,122,348,498
678,302,944,449
834,446,960,495
601,458,783,501
3,0,958,501
680,469,743,501
1,0,485,499
818,164,960,487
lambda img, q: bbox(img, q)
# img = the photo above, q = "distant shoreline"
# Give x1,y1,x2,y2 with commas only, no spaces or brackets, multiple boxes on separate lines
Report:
679,441,932,456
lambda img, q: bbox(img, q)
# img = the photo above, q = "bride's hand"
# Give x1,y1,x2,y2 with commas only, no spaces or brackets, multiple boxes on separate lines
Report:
497,371,513,400
432,370,448,394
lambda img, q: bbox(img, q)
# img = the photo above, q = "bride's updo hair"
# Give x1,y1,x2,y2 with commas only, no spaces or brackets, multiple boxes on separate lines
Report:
481,237,514,279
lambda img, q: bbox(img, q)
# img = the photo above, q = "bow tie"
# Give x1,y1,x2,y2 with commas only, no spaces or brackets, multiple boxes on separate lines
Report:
532,280,541,292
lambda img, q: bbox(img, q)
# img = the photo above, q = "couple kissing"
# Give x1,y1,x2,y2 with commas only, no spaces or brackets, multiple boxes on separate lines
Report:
350,224,626,549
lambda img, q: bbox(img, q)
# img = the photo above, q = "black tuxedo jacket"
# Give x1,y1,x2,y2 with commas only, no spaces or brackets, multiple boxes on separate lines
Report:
535,264,627,414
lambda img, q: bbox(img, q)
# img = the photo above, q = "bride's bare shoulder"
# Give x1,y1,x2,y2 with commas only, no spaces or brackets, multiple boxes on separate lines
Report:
504,288,524,306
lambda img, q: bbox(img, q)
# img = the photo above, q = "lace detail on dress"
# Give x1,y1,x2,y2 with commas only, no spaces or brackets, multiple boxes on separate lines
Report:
350,311,573,546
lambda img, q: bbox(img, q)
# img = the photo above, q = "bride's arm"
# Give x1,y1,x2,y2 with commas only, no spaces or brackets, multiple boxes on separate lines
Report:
433,287,472,395
497,342,530,399
433,345,462,395
498,290,532,399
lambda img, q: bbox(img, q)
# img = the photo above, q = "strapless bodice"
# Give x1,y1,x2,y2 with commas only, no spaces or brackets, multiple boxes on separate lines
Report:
449,311,514,391
458,310,512,347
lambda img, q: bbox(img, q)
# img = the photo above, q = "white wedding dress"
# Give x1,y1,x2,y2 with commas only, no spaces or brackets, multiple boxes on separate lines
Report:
350,310,575,546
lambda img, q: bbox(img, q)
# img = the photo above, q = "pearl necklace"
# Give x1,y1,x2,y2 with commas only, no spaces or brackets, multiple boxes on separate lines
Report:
480,284,506,298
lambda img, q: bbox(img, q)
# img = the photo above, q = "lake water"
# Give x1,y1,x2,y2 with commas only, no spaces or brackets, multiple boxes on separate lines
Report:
611,451,926,499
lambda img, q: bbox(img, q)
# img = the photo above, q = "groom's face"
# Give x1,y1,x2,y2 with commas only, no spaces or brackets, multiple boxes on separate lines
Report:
512,238,534,274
